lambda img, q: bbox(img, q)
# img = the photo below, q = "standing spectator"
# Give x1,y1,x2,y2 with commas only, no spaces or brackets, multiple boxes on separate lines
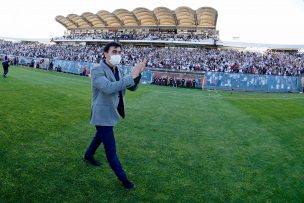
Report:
181,78,185,87
13,57,19,66
49,60,54,71
192,79,197,88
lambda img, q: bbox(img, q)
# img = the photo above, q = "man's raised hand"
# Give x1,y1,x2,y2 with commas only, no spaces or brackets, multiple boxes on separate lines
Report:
131,59,147,79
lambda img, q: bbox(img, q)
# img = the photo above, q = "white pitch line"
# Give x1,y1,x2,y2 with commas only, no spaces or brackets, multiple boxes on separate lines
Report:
153,89,304,100
18,67,89,83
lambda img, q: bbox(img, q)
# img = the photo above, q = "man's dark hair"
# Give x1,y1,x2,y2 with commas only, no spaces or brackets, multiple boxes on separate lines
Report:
103,42,122,53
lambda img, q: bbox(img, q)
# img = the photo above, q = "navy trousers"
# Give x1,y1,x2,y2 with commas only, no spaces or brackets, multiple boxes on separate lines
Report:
85,126,127,181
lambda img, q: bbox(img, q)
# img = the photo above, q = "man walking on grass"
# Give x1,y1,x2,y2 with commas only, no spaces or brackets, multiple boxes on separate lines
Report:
2,56,10,78
84,42,146,189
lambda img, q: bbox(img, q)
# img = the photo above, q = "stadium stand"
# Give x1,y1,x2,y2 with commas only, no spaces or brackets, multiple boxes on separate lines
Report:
53,6,219,44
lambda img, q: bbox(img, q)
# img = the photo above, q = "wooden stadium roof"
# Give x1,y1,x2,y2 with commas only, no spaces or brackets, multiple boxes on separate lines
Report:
56,6,218,30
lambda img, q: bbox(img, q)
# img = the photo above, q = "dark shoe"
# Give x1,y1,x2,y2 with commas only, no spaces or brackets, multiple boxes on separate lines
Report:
122,179,135,189
83,155,101,167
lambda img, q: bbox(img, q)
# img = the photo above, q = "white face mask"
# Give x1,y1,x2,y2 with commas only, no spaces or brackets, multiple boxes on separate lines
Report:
109,54,122,66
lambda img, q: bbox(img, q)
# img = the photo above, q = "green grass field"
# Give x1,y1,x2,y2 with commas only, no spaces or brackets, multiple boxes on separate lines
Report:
0,66,303,202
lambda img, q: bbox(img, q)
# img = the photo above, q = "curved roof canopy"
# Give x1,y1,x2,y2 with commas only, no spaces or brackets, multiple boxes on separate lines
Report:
56,6,218,29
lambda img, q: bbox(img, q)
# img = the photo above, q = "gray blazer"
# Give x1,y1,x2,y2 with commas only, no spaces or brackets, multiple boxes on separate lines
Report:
90,61,138,126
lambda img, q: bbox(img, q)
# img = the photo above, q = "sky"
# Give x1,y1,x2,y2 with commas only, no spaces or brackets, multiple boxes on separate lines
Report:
0,0,303,44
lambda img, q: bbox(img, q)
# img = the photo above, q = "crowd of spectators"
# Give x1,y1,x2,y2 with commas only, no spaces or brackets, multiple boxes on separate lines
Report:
1,40,303,76
122,47,304,76
0,40,101,62
152,73,198,88
53,30,218,42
